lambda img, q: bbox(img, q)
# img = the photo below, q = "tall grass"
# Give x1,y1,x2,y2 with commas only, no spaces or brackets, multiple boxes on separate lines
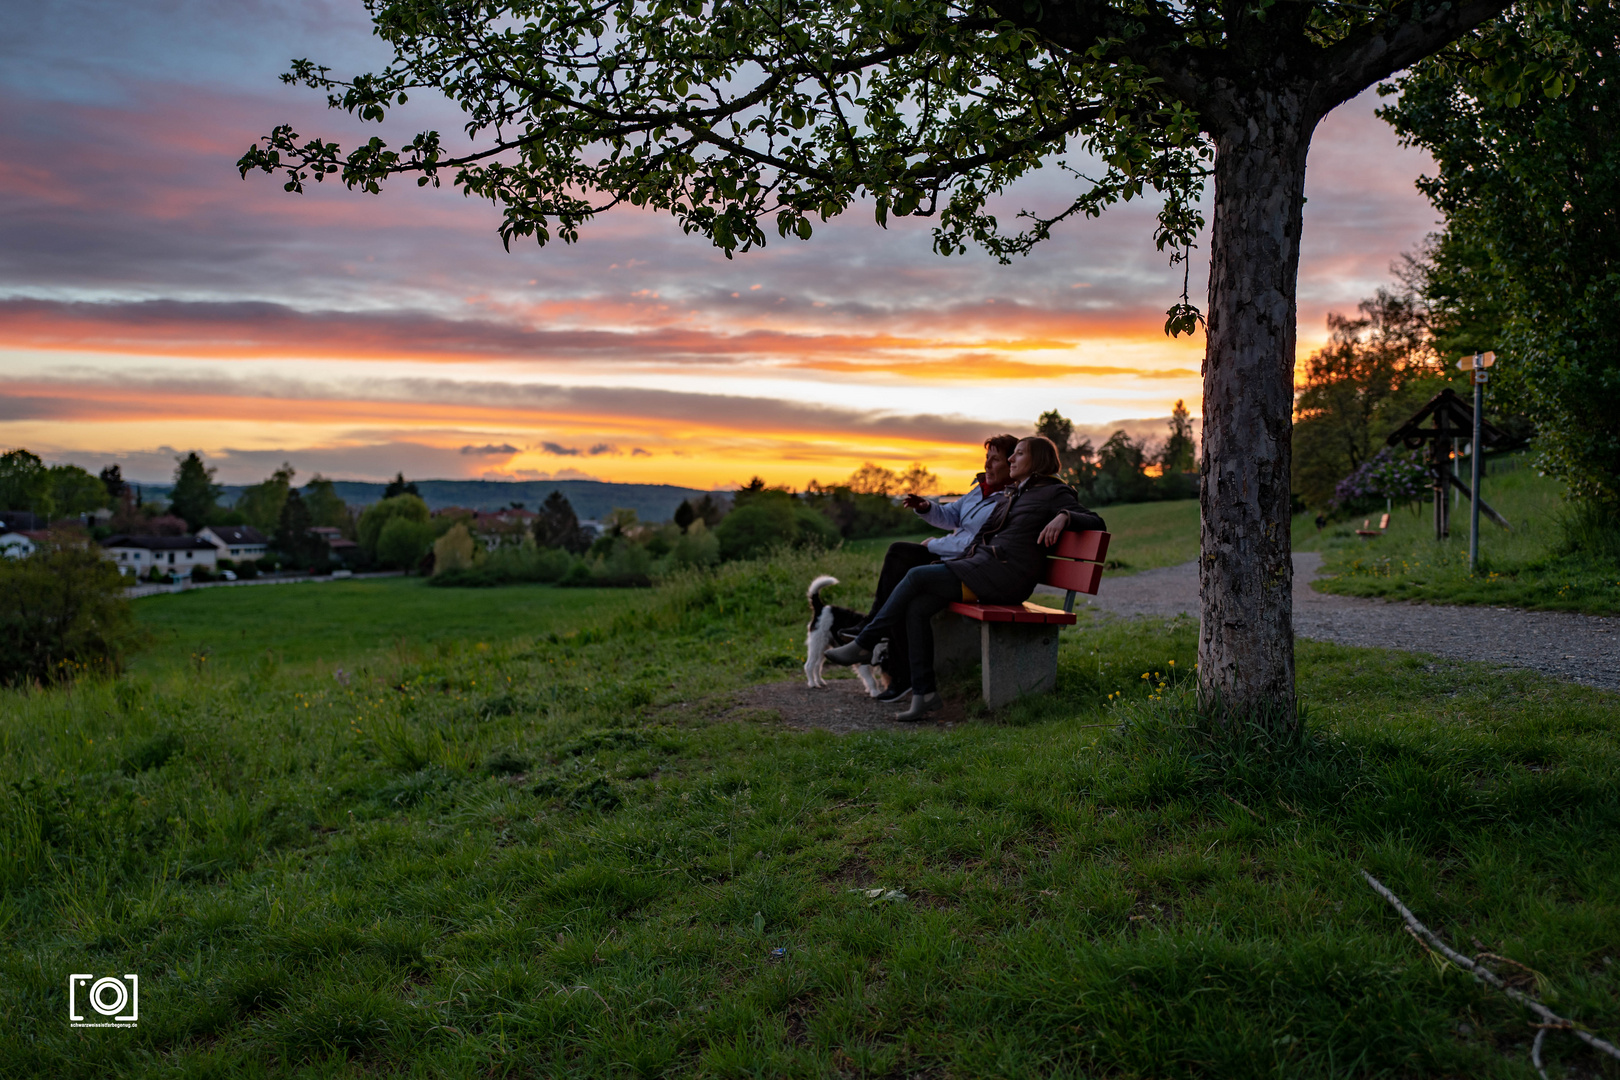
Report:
1557,499,1620,565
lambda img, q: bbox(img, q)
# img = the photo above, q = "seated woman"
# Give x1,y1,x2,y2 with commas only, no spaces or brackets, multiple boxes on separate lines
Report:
825,435,1106,720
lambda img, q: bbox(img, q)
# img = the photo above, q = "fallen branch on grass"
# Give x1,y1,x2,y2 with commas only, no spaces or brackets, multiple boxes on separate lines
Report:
1361,870,1620,1076
1221,791,1261,820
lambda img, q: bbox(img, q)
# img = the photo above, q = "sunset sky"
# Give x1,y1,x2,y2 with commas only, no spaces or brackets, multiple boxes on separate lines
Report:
1,0,1441,493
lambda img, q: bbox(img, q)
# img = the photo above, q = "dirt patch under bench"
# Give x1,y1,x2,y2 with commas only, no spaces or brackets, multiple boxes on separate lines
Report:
728,672,967,735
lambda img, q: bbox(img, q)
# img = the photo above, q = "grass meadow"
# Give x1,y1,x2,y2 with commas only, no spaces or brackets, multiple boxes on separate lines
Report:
840,498,1200,579
131,578,646,675
2,534,1618,1078
1084,499,1201,575
1296,458,1620,615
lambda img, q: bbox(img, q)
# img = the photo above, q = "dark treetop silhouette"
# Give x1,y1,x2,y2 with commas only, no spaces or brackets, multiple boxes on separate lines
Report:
241,0,1556,717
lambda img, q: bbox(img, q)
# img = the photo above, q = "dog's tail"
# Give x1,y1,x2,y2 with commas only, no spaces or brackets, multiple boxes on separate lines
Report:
807,574,839,600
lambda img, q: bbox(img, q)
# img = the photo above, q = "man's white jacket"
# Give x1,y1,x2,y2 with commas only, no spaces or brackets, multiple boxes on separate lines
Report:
916,477,1006,558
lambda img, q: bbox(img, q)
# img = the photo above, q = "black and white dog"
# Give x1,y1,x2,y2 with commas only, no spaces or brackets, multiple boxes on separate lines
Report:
804,575,885,695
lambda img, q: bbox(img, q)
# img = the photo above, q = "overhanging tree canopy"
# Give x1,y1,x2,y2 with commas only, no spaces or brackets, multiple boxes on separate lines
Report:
1383,2,1618,508
241,0,1548,716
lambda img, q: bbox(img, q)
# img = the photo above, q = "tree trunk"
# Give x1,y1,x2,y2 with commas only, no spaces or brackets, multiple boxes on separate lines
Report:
1199,89,1316,718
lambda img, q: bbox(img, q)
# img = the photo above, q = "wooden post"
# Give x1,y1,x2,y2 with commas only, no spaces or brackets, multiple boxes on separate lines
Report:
1469,363,1486,571
1433,424,1451,540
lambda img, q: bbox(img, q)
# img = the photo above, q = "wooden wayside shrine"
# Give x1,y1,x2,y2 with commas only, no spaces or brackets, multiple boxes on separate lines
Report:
1386,389,1511,540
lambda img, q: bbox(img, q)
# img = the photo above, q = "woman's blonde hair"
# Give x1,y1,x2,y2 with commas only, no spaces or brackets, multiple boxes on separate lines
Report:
1019,435,1064,477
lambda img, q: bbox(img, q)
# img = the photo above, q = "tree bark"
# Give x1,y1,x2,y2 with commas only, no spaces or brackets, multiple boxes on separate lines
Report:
1198,88,1316,718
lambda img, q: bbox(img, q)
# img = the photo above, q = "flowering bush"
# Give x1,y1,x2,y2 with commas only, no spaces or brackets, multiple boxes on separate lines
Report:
1333,447,1429,511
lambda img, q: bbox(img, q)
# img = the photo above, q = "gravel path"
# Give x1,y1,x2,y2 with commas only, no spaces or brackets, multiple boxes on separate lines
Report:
1069,553,1620,692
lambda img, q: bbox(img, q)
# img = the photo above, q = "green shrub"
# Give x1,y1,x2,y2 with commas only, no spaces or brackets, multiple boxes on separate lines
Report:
375,517,436,571
431,522,478,575
0,544,139,685
428,543,575,587
357,493,430,558
715,497,840,560
670,521,720,568
581,536,653,586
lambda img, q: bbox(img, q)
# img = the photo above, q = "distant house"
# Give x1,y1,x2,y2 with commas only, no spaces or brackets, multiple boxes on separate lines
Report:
0,531,37,559
197,524,269,561
0,511,45,533
309,526,359,565
102,535,219,578
476,507,538,526
472,507,536,548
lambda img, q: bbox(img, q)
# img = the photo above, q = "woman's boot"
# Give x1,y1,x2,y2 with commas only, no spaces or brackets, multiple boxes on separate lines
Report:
893,691,942,721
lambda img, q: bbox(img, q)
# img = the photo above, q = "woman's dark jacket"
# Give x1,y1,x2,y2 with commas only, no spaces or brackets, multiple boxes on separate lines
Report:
944,475,1105,604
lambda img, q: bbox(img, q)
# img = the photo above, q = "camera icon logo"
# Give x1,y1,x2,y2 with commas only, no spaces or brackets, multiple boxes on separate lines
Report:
68,974,138,1027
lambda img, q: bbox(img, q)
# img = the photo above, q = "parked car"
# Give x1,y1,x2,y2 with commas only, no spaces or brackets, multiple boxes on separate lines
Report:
221,570,237,581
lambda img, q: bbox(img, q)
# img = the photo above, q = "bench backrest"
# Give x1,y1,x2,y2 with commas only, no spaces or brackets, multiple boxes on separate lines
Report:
1043,530,1111,612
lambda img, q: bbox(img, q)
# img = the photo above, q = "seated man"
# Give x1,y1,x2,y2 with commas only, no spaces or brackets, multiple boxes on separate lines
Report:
860,434,1016,700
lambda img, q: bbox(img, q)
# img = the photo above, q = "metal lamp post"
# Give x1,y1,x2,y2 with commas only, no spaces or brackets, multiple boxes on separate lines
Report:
1457,350,1496,572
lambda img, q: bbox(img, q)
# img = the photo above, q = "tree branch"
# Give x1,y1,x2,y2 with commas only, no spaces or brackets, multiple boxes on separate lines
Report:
1309,0,1514,117
1362,870,1620,1065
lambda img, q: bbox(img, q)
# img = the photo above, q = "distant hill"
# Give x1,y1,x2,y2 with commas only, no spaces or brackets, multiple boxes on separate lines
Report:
141,479,721,523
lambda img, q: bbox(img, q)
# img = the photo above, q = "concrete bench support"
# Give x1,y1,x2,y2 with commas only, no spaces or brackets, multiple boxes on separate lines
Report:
931,609,980,670
931,611,1061,709
982,620,1060,708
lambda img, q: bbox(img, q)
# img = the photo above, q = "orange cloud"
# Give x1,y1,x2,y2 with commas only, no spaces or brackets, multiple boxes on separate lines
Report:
0,298,1201,387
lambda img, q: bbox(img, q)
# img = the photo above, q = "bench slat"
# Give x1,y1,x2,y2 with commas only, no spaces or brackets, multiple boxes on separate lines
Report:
949,602,1021,622
948,601,1078,626
1021,602,1078,624
1042,558,1103,596
1053,529,1110,563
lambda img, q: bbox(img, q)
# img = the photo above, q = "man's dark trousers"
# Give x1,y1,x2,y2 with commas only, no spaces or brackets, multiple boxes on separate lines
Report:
866,541,938,690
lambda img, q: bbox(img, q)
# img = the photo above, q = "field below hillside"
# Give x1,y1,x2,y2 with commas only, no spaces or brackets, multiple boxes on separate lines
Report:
1294,458,1620,615
1087,498,1200,573
4,544,1618,1078
130,578,648,675
848,499,1200,578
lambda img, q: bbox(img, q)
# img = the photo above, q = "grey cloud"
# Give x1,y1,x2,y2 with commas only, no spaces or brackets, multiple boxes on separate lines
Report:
0,395,89,421
460,443,519,455
587,443,616,456
630,447,652,457
6,367,1019,446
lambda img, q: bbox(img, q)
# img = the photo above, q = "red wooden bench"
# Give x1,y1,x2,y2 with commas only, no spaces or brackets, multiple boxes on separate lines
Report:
1355,512,1391,538
931,530,1112,707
